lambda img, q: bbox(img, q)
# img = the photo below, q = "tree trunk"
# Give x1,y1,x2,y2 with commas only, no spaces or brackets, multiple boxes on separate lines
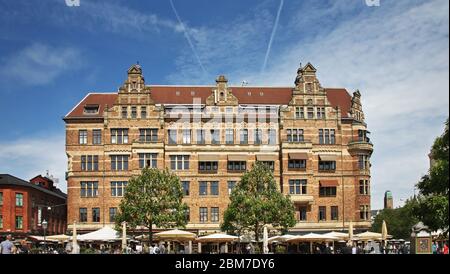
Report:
149,221,153,247
254,223,259,248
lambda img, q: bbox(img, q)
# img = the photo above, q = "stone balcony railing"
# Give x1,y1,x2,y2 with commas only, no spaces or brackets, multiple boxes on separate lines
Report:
348,140,374,154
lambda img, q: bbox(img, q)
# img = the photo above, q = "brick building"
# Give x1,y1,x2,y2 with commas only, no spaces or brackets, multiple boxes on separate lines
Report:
64,63,373,234
0,174,67,236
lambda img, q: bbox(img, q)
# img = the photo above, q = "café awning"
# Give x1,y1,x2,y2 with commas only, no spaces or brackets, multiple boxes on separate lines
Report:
288,153,308,160
198,154,219,161
228,155,248,161
319,180,339,187
319,154,337,161
256,154,278,161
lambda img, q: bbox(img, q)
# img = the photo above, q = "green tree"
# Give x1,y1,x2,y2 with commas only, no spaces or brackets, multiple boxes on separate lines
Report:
413,118,449,236
372,199,419,240
221,162,296,241
115,168,188,246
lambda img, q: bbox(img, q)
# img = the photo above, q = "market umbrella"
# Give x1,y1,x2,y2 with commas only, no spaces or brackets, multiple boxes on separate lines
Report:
154,229,196,254
196,233,239,243
122,222,127,253
348,221,354,242
356,231,392,241
268,234,296,243
287,233,339,254
46,234,70,243
382,220,388,249
324,231,349,241
263,226,269,254
72,222,79,254
77,226,121,241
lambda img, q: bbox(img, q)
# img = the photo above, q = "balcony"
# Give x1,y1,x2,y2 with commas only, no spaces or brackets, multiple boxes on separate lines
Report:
348,140,373,154
290,195,314,204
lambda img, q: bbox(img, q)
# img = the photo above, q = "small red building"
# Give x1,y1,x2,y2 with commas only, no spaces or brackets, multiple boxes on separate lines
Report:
0,174,67,237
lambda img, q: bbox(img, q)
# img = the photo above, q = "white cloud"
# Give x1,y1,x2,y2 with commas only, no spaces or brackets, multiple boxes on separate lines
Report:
0,134,67,192
0,43,83,86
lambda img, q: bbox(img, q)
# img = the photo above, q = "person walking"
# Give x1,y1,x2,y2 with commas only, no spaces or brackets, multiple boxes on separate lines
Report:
159,242,166,254
443,242,449,254
432,241,438,254
0,235,15,254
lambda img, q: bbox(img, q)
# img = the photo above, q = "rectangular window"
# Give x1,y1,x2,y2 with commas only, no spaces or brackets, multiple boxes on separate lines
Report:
298,206,307,221
240,129,248,144
170,155,190,170
141,106,147,119
268,129,277,145
0,192,3,206
287,129,304,143
360,205,370,220
131,106,137,119
359,155,370,170
227,181,236,195
319,161,336,171
316,107,326,119
198,161,218,172
15,216,23,229
199,182,208,196
92,208,100,223
0,215,3,229
331,206,339,221
93,129,102,145
109,208,117,223
210,182,219,196
359,180,370,195
261,161,275,171
289,180,307,195
227,161,246,171
288,159,306,169
295,107,304,119
319,187,337,197
79,208,87,222
111,155,129,171
15,193,23,207
168,129,177,144
307,107,314,119
111,181,127,197
182,181,190,196
79,130,88,145
139,153,157,169
185,207,190,222
226,129,234,145
183,129,192,144
319,129,336,145
211,207,219,223
80,182,99,198
81,155,99,171
210,129,220,145
254,129,262,145
199,207,208,223
197,129,205,144
319,206,326,221
121,106,128,119
110,129,129,144
139,129,158,143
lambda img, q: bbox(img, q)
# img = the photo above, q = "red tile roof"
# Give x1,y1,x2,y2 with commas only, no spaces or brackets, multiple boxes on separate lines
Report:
325,88,352,118
64,87,352,118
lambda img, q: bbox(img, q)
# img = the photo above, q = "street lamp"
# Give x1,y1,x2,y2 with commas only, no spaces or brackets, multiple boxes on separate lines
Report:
42,220,48,253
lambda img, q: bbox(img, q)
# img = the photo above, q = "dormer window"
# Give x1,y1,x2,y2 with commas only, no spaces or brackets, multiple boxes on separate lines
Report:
247,92,252,96
83,105,99,114
191,91,196,96
176,91,181,96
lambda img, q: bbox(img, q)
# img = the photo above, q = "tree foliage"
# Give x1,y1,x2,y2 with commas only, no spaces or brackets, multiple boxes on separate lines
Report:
115,168,188,245
413,118,449,235
221,162,296,240
372,199,419,240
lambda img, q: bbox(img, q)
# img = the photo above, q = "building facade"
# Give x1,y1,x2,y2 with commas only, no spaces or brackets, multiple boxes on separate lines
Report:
64,63,373,234
0,174,67,236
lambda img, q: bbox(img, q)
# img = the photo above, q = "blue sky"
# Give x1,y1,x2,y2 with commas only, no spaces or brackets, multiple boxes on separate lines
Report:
0,0,448,209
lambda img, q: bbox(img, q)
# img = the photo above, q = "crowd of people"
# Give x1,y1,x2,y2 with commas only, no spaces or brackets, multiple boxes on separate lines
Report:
432,241,449,254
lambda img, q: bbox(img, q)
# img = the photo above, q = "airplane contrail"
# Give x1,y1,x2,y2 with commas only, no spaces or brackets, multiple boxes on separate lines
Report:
261,0,284,74
169,0,208,75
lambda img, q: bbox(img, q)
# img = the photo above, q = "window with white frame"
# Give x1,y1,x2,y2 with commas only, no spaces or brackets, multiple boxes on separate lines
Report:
110,155,129,171
287,129,304,142
139,153,157,169
319,129,335,144
295,107,304,119
170,155,190,170
81,155,99,171
111,129,129,144
79,130,88,145
182,129,192,144
111,181,128,197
